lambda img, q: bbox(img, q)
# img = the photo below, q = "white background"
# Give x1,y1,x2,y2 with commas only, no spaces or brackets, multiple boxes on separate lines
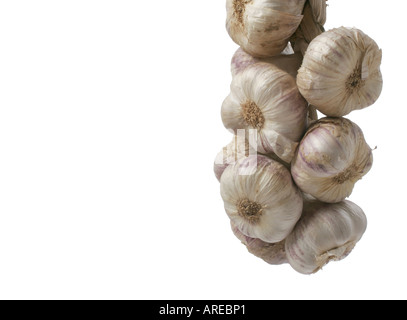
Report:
0,0,405,300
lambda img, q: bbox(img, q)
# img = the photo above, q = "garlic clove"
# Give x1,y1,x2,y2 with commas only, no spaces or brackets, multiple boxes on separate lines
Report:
231,221,288,265
231,46,303,79
291,117,373,203
222,63,308,163
285,199,367,274
226,0,306,58
220,155,303,243
297,27,383,117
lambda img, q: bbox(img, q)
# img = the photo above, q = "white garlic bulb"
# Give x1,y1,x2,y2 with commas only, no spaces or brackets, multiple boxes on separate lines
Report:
285,200,367,274
231,222,287,265
226,0,306,58
291,117,373,203
220,155,303,243
297,27,383,117
231,46,303,79
222,62,308,163
213,134,253,182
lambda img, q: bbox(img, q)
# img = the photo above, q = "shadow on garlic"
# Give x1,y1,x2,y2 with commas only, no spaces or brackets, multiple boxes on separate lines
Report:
231,221,287,265
220,155,303,243
221,62,308,163
285,199,367,275
226,0,306,58
297,27,383,117
291,117,373,203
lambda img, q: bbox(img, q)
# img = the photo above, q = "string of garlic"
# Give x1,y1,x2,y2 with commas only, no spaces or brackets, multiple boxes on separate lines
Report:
215,0,382,274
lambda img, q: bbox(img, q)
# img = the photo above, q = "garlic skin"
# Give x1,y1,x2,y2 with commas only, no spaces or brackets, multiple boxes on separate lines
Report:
214,135,253,182
222,63,308,163
291,117,373,203
291,0,326,55
308,0,327,26
231,222,287,265
226,0,306,58
220,155,303,243
297,27,383,117
231,46,303,79
285,200,367,275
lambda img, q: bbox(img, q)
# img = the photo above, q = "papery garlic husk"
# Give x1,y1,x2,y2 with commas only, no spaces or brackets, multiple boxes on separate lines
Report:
222,62,308,163
231,46,303,79
297,27,383,117
231,221,287,265
291,117,373,203
226,0,306,58
307,104,318,125
308,0,327,25
214,135,254,182
220,155,303,243
291,0,326,55
285,200,367,274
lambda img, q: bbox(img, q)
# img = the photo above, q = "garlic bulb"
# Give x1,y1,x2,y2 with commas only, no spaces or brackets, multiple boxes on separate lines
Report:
226,0,306,58
220,155,303,243
222,62,308,163
231,46,303,79
214,134,253,181
297,27,383,117
231,222,287,265
285,200,367,274
291,117,373,203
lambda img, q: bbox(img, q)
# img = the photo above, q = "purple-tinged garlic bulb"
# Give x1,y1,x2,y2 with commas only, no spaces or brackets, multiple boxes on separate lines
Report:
226,0,306,58
291,117,373,203
285,200,367,274
222,62,308,163
231,222,287,265
220,155,303,243
297,27,383,117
